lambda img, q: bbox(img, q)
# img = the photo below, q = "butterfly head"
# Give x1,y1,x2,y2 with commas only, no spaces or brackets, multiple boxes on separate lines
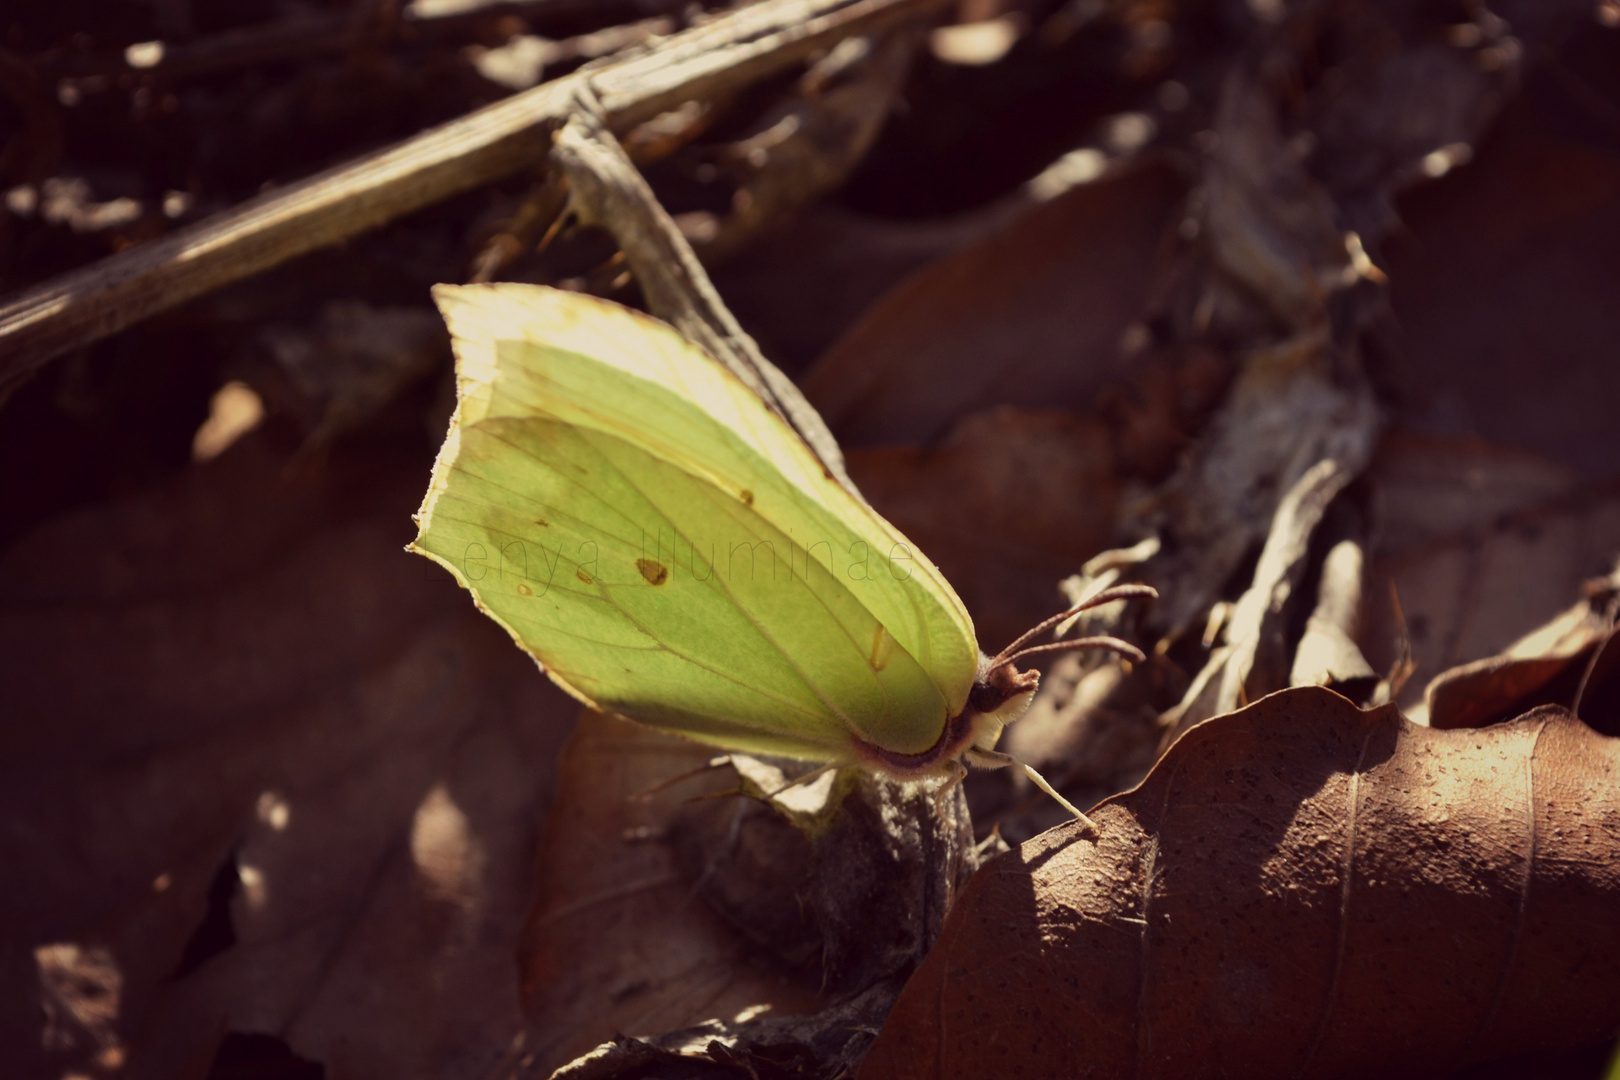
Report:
967,583,1161,753
963,656,1040,753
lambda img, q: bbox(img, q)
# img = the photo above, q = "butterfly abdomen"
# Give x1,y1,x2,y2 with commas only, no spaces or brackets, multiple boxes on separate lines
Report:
846,705,977,778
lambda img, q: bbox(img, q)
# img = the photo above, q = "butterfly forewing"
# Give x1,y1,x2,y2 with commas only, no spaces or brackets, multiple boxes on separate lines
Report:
411,285,980,761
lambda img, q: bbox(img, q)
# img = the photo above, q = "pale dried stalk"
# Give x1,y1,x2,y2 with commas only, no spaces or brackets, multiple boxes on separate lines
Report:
550,87,854,490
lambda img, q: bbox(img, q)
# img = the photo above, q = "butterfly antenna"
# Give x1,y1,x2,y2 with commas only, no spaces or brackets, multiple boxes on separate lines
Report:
986,584,1157,675
998,635,1147,671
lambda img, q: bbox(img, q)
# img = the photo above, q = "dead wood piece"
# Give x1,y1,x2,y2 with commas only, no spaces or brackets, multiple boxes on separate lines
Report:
551,86,855,491
0,0,949,399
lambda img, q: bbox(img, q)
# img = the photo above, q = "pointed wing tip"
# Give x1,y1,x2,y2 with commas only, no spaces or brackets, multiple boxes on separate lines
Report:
430,281,487,325
429,281,469,316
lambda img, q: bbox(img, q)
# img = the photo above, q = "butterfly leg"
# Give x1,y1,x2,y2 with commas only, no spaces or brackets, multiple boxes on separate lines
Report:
630,755,735,801
965,748,1099,835
931,757,969,822
762,760,838,802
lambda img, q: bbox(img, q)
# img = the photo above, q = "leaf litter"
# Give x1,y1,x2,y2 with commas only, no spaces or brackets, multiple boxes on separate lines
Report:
0,433,578,1079
3,0,1620,1078
859,686,1620,1080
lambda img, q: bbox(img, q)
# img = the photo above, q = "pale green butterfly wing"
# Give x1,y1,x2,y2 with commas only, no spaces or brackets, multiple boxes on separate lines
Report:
411,284,978,761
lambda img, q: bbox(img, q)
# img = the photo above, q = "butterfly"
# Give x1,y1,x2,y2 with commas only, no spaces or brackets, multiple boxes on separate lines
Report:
409,284,1152,828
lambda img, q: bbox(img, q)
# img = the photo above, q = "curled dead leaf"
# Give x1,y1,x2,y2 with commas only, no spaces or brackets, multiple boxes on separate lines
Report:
860,686,1620,1080
1357,433,1620,718
1423,561,1620,736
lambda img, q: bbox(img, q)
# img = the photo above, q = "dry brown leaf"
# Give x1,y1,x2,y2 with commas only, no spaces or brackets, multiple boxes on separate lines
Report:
515,714,825,1076
1367,431,1584,556
0,433,577,1080
801,158,1185,446
1385,93,1620,479
846,406,1120,651
860,685,1620,1080
1358,432,1620,715
710,204,995,373
522,712,981,1080
1422,561,1620,734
